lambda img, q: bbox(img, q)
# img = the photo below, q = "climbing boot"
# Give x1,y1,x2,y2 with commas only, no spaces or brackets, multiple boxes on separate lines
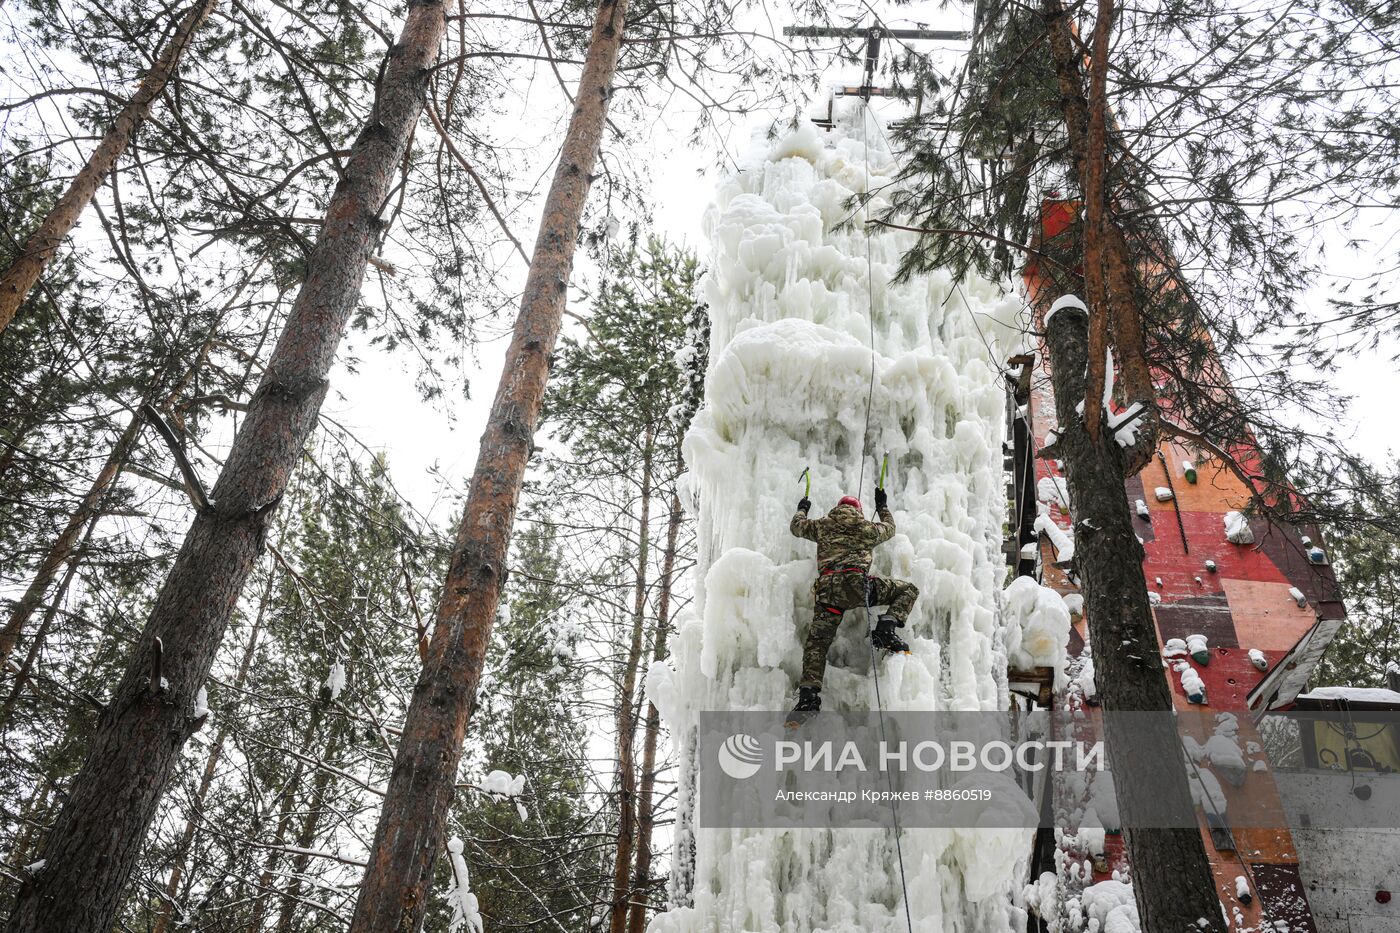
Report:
871,616,910,654
786,686,822,728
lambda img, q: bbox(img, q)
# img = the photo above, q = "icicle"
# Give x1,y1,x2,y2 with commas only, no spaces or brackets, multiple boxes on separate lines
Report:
1003,576,1071,672
651,107,1029,933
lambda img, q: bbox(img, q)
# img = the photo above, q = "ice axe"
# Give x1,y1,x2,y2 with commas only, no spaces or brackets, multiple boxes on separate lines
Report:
798,466,811,498
877,453,889,491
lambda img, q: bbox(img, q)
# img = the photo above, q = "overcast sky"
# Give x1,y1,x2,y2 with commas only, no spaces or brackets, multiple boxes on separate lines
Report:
322,1,1400,527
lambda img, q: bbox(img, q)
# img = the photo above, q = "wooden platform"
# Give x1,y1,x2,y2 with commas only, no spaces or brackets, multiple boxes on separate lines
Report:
1008,665,1056,707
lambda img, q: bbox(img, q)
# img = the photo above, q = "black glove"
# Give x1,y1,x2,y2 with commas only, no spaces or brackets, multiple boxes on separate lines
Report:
798,497,811,512
874,487,888,511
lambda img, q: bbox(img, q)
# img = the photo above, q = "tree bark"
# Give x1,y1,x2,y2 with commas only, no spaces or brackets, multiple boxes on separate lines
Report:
1080,0,1114,441
4,4,446,929
628,485,683,933
347,0,630,926
610,428,654,933
0,0,220,333
151,577,270,933
1043,302,1224,932
1042,0,1158,465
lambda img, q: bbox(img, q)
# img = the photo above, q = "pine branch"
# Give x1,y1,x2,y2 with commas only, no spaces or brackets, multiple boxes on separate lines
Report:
139,403,211,512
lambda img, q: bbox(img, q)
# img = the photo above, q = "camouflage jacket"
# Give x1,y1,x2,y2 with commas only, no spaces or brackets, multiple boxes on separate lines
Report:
790,502,895,574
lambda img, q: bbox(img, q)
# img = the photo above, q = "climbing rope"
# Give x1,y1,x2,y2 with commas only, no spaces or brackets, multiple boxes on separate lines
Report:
857,93,916,933
867,614,915,933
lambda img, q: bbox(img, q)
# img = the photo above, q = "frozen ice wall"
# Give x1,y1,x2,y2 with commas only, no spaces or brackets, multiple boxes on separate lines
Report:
647,103,1031,933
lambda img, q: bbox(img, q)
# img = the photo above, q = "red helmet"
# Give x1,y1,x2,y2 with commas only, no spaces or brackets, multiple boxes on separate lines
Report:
837,495,862,511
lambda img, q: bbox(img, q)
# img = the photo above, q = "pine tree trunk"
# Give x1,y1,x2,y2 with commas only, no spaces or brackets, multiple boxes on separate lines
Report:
627,486,683,933
610,429,654,933
0,413,35,484
1,360,77,485
3,5,446,928
0,511,98,728
1079,0,1113,439
151,579,270,933
8,782,52,872
248,706,324,933
273,723,344,933
2,343,211,677
0,0,219,333
347,0,630,926
0,410,142,672
1043,303,1224,932
1042,0,1158,459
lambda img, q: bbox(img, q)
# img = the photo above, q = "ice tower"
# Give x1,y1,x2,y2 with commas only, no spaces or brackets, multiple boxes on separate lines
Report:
646,104,1035,932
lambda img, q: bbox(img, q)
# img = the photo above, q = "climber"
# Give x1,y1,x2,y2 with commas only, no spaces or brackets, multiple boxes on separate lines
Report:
788,487,917,718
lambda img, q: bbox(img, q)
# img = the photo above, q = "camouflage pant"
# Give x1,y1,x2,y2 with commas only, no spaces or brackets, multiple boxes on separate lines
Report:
799,572,919,689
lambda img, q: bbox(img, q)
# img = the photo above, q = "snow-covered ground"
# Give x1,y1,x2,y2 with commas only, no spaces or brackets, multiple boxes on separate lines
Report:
647,104,1036,933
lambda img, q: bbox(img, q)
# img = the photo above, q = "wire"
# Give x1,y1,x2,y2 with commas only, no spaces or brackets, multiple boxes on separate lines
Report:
858,101,878,500
1156,450,1190,554
858,94,916,933
1181,744,1275,930
863,94,1058,589
868,614,915,933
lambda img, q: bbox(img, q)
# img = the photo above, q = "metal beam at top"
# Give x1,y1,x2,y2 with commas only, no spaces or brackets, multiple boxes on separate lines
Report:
782,26,970,41
832,86,912,98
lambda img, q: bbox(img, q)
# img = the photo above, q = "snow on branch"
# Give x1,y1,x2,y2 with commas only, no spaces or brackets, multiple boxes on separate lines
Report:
445,837,484,933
